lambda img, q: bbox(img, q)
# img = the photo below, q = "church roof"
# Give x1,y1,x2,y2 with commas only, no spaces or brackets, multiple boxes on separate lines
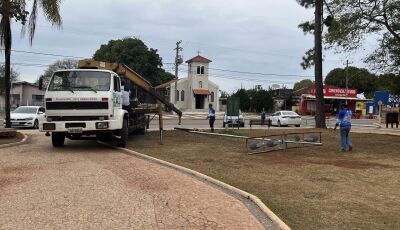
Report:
185,55,212,64
155,80,176,89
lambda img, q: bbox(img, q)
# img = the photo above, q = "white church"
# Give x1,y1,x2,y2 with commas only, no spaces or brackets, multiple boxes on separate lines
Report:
156,55,219,111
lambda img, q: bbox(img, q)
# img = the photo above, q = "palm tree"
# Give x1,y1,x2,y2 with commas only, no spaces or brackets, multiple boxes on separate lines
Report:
0,0,62,128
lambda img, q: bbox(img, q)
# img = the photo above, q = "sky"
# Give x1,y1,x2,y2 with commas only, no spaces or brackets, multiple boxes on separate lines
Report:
4,0,371,93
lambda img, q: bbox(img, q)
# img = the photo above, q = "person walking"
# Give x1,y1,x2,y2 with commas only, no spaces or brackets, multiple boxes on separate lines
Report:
260,108,266,126
207,103,216,132
335,104,353,152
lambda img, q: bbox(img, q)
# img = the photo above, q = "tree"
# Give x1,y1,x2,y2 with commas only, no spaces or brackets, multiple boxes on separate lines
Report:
297,0,326,128
0,0,62,128
293,79,314,91
377,73,400,95
251,89,274,112
0,64,19,94
325,67,377,98
93,38,174,86
38,58,78,88
231,89,250,111
298,0,400,73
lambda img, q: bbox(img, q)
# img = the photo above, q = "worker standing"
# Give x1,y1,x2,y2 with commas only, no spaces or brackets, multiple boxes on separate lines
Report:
334,104,353,152
260,108,266,126
121,82,133,118
207,103,216,132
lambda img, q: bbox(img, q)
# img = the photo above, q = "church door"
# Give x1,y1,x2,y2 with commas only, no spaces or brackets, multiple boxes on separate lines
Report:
195,95,205,109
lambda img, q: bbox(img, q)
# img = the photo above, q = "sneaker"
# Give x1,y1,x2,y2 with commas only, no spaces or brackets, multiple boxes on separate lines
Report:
349,146,353,151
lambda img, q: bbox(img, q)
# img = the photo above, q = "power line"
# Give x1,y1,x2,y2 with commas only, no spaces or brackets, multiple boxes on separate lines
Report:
0,48,86,59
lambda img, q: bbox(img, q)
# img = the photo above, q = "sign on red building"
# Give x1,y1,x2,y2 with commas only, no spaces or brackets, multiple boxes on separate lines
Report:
312,86,357,98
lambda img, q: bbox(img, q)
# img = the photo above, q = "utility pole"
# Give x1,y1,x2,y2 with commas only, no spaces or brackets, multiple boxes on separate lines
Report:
345,60,349,104
314,0,326,128
173,40,183,104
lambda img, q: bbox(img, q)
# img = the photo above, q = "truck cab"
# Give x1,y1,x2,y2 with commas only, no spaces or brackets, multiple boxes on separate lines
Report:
40,69,129,147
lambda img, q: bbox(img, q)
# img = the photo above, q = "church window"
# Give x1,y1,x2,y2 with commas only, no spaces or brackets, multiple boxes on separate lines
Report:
197,66,201,74
199,81,203,88
201,66,205,74
211,92,214,102
176,90,179,101
181,90,185,101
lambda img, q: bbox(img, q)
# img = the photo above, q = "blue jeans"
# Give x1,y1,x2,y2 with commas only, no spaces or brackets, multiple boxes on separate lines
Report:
340,126,352,151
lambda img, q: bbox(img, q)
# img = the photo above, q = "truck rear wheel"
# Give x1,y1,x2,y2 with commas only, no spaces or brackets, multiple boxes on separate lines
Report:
117,119,128,148
52,133,65,147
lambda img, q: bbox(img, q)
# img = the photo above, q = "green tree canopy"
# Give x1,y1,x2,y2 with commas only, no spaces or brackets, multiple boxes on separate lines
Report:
298,0,400,73
0,64,19,94
293,79,314,91
93,38,174,86
230,88,274,112
324,67,377,97
377,73,400,95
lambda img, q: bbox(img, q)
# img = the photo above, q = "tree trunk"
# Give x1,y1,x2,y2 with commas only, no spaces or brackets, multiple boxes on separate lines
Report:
3,1,12,128
314,0,326,128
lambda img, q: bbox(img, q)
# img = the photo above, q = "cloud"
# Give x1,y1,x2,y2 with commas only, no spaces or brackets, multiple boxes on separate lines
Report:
4,0,369,91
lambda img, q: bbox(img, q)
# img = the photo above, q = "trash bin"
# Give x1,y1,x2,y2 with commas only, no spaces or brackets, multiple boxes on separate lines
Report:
386,112,399,128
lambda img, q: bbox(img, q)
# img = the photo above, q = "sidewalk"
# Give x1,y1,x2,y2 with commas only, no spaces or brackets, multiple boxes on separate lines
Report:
0,132,270,229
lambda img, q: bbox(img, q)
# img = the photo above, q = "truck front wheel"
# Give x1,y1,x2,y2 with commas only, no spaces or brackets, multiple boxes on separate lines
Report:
52,133,65,147
117,119,128,148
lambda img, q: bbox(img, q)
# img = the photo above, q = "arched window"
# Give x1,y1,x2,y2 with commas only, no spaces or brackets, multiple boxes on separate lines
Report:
176,90,179,101
199,81,203,88
181,90,185,101
200,66,205,74
211,92,214,102
197,66,201,74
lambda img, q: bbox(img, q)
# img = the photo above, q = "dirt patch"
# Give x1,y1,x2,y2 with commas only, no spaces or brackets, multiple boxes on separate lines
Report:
0,165,39,190
0,132,24,146
127,129,400,230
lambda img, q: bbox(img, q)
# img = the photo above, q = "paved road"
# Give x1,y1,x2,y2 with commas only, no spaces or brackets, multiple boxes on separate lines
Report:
0,132,267,229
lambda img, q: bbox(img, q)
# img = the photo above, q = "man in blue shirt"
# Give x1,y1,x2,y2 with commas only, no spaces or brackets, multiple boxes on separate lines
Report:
335,104,353,152
207,103,216,132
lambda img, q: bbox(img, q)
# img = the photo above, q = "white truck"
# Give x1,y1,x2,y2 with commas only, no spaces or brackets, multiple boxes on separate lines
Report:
39,60,182,148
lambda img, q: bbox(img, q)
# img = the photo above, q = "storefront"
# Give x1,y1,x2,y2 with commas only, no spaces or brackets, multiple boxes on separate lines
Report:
297,85,370,117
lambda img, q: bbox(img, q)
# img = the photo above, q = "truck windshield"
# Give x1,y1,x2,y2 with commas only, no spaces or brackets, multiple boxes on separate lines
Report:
48,71,111,92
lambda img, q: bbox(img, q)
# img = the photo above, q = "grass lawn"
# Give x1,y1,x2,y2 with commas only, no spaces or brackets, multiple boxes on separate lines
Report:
0,132,24,145
126,129,400,230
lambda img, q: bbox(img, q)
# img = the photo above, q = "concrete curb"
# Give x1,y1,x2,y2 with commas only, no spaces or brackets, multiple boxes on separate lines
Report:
99,142,291,230
0,133,29,149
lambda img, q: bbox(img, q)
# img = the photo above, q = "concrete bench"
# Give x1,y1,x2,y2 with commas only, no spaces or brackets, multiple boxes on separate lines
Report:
0,128,17,138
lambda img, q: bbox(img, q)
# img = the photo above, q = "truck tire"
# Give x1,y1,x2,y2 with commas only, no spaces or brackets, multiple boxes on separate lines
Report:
223,122,226,128
117,119,128,148
96,133,112,142
52,133,65,147
240,122,245,127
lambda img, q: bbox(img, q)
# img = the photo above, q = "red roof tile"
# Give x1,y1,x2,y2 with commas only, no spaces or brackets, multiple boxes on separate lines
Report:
193,89,210,95
186,55,212,64
155,80,175,89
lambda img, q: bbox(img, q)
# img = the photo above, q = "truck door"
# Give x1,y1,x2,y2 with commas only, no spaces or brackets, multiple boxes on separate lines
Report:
112,75,122,118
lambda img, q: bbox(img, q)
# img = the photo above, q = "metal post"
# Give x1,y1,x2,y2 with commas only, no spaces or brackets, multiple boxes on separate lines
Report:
158,106,164,145
173,40,183,104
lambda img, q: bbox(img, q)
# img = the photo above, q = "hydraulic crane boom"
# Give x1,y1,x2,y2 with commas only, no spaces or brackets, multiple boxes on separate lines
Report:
78,59,182,117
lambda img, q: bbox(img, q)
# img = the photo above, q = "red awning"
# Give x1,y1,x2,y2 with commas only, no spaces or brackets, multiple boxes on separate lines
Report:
193,89,210,95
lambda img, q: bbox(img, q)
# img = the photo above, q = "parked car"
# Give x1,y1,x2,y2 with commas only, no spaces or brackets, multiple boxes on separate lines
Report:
7,106,45,129
223,110,245,127
270,111,301,127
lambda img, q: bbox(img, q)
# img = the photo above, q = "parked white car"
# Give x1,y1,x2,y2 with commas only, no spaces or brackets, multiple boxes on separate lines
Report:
7,106,45,129
270,111,301,127
223,110,245,127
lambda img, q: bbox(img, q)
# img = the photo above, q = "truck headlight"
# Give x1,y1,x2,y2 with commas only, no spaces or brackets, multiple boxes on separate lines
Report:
96,122,109,129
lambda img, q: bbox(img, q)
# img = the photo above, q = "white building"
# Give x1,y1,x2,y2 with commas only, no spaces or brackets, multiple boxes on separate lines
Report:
156,55,219,111
0,81,45,112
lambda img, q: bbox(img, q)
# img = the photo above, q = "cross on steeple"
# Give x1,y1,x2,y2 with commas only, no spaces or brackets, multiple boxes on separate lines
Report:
197,50,201,56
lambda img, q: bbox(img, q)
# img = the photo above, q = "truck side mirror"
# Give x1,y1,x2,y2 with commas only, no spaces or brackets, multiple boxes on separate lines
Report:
38,76,44,91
